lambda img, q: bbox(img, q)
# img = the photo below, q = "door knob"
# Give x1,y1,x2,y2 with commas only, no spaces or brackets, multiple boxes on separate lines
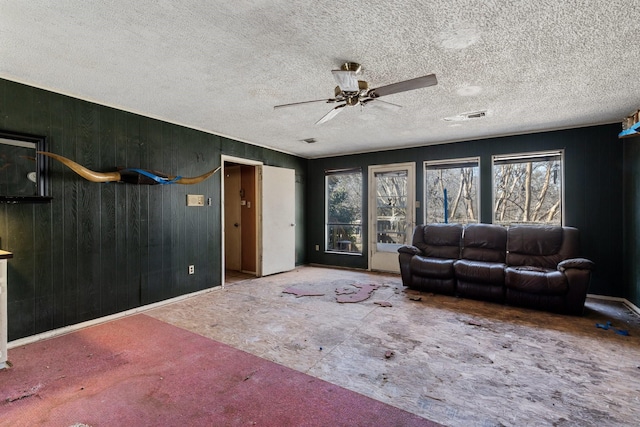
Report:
234,223,239,227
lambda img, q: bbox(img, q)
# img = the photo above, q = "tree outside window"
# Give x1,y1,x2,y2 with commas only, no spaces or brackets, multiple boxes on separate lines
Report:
374,170,409,244
425,158,479,224
493,151,562,225
326,168,362,253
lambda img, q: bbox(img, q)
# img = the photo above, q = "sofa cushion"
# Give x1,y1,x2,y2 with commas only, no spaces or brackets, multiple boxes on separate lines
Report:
505,266,568,295
413,223,463,259
410,255,455,279
460,223,507,263
454,259,505,285
507,225,563,255
506,225,567,268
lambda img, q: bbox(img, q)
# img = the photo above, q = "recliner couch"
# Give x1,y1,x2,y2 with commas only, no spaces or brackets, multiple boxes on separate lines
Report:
398,223,595,315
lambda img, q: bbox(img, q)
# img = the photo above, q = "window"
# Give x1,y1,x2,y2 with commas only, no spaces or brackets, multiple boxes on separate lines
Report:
325,168,362,253
493,150,563,225
424,158,479,224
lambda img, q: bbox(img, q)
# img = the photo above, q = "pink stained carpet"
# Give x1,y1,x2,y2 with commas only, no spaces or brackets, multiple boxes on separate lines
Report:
0,314,440,427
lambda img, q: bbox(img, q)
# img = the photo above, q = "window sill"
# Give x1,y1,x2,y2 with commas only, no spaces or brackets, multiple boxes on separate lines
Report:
325,250,363,256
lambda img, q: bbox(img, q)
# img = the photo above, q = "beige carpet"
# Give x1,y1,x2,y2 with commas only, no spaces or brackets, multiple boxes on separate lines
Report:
147,266,640,427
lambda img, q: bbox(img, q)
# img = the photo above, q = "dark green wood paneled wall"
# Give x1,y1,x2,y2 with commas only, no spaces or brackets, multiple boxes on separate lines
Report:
623,135,640,308
0,79,306,341
307,124,625,298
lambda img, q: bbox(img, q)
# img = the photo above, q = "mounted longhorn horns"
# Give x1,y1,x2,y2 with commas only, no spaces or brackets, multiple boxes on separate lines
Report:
38,151,221,185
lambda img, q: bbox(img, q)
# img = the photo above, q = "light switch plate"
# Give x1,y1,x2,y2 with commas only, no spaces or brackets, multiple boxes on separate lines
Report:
187,194,205,206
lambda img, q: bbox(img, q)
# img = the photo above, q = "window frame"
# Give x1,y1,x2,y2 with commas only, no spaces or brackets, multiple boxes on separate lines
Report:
423,157,480,225
491,149,564,226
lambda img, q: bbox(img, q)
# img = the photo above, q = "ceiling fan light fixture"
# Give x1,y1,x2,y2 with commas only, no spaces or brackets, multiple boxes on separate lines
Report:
331,70,359,92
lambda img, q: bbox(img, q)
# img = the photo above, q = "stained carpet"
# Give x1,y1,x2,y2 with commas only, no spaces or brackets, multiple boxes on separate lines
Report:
0,314,440,427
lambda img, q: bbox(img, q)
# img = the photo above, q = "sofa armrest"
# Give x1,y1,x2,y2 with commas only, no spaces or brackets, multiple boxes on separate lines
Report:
398,245,421,288
398,245,422,256
558,258,595,272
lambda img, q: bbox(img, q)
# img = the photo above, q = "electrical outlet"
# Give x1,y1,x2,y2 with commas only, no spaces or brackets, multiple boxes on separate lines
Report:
315,244,319,251
188,265,195,275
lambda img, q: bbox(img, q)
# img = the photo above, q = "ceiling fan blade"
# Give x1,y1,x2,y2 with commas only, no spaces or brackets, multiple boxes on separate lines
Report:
368,74,437,98
315,104,346,125
361,98,403,112
274,99,336,109
331,70,359,92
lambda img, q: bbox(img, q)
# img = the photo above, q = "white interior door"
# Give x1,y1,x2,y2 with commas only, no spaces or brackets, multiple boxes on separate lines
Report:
260,165,296,276
369,163,415,272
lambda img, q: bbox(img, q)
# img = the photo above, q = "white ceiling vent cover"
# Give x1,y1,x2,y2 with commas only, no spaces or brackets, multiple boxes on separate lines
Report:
443,110,488,122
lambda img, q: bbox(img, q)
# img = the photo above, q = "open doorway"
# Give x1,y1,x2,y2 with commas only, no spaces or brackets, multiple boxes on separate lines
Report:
223,160,258,284
221,155,297,285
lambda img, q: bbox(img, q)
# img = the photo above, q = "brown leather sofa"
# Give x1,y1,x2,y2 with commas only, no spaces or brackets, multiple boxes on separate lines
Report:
398,223,595,315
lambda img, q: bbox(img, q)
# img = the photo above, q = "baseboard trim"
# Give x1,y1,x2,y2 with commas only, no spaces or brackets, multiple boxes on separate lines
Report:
8,285,222,350
587,293,640,317
8,287,639,349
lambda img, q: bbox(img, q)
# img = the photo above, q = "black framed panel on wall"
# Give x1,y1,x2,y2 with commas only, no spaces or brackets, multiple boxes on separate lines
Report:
0,130,51,203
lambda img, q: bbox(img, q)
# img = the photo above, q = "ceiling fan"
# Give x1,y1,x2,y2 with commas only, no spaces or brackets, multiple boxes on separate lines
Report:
273,62,437,125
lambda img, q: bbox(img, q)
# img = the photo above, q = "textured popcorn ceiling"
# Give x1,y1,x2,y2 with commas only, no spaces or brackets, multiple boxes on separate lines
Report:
1,1,639,158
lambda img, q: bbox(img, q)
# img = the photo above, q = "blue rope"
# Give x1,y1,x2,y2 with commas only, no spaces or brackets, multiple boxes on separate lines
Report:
121,168,181,185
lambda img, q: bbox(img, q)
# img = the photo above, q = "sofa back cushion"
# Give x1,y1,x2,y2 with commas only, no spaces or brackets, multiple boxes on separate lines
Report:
412,223,463,259
506,225,580,268
460,223,507,263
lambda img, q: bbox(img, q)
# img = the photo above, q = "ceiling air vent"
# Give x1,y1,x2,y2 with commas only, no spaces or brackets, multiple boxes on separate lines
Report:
301,138,317,144
443,110,488,122
466,111,486,119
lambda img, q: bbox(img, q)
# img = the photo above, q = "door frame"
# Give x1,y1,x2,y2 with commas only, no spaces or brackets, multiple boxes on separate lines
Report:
221,155,262,286
368,162,416,272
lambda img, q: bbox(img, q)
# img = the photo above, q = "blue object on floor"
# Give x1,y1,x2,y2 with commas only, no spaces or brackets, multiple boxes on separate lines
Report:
595,321,612,330
595,321,630,336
